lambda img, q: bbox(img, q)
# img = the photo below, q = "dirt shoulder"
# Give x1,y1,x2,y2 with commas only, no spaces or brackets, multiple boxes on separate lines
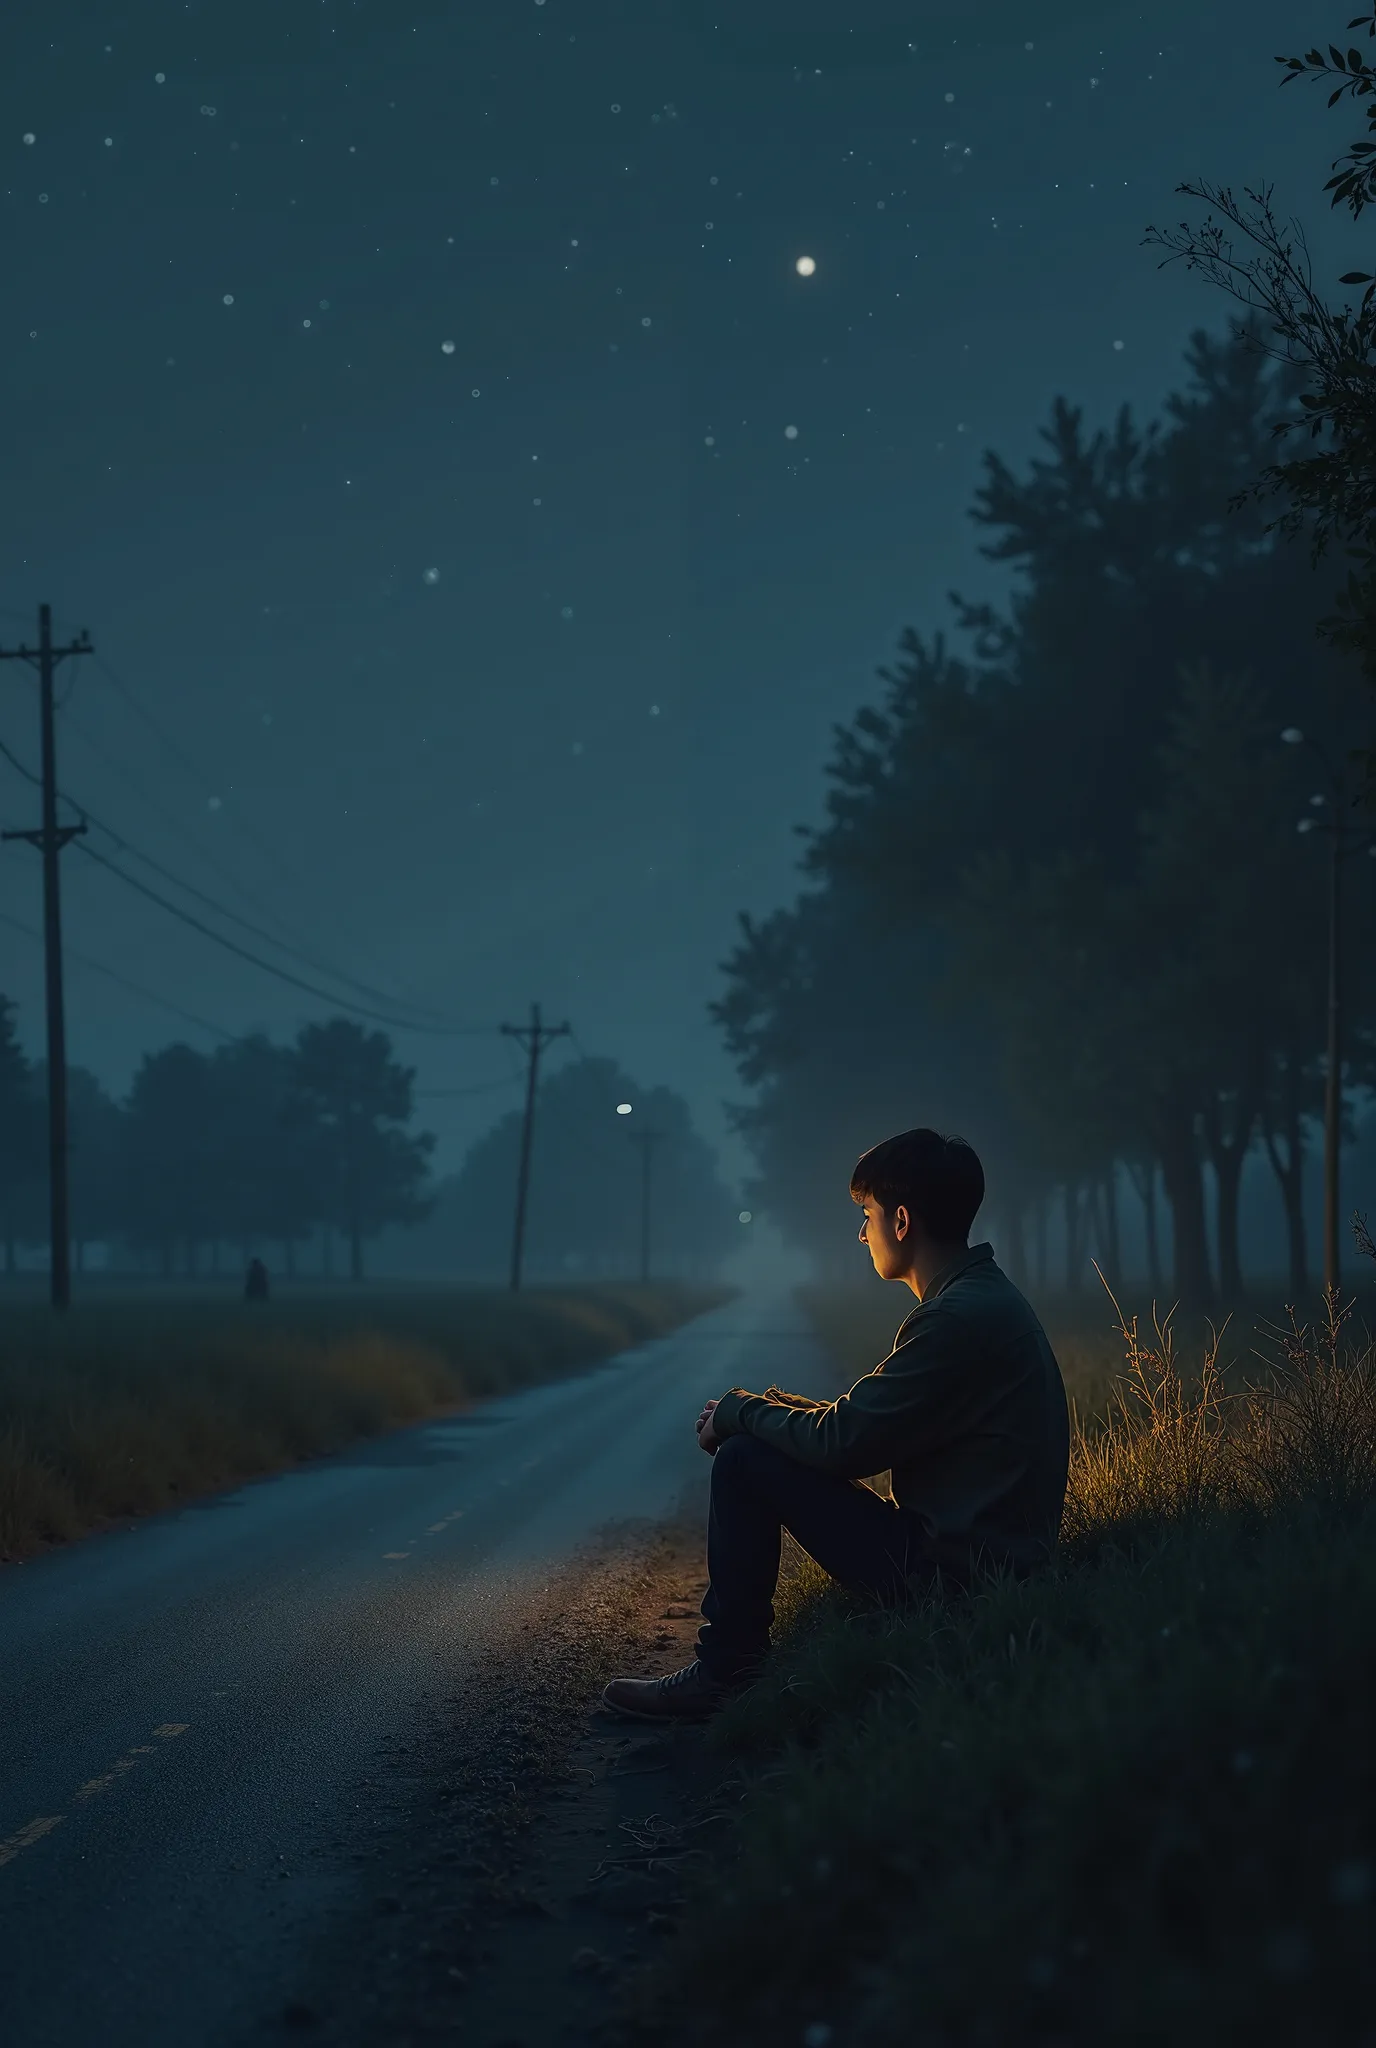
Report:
289,1512,726,2048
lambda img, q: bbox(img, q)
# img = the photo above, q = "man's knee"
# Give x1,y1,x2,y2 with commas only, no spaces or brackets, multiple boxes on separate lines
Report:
712,1432,791,1487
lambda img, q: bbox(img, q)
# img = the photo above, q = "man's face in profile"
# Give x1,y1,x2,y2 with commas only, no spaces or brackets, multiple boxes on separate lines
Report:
858,1196,910,1281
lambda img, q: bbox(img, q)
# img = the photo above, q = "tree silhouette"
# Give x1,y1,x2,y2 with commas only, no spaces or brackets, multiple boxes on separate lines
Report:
400,1057,736,1281
288,1020,433,1281
122,1043,223,1273
0,998,42,1274
714,328,1374,1306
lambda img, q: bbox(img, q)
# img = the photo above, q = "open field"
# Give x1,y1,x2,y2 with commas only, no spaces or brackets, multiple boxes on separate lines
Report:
638,1285,1376,2047
0,1282,724,1562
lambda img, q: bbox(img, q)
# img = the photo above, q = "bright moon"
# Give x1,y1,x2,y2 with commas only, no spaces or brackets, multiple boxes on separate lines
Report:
795,255,817,277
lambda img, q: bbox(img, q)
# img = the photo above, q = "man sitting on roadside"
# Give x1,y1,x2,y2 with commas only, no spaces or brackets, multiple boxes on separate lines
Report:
602,1127,1070,1721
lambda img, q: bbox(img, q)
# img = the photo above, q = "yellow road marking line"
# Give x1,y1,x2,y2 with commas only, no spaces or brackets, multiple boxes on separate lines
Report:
382,1551,410,1560
3,1724,190,1872
0,1816,64,1867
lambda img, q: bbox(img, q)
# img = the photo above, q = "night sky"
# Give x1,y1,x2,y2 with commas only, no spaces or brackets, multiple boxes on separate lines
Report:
0,0,1347,1176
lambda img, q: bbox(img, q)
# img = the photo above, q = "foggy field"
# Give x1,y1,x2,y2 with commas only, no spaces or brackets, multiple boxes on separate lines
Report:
638,1293,1376,2047
0,1282,720,1562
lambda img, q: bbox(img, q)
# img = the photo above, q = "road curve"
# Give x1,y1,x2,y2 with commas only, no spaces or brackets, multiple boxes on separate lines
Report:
0,1290,833,2048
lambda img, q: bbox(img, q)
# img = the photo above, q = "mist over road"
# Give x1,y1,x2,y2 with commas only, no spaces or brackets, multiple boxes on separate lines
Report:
0,1292,835,2048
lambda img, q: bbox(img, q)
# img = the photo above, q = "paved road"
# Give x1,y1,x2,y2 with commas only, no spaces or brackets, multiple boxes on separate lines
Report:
0,1291,834,2048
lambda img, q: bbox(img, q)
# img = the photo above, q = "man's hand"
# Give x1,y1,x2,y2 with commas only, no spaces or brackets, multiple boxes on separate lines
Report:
696,1398,720,1456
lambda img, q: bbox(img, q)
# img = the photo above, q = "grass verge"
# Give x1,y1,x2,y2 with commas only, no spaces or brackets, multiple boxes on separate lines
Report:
640,1289,1376,2048
0,1283,723,1563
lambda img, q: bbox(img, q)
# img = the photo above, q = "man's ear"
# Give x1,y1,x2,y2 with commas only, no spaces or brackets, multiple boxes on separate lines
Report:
893,1203,911,1243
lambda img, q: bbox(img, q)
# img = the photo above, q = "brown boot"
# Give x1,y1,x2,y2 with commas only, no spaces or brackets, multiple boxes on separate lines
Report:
601,1659,744,1722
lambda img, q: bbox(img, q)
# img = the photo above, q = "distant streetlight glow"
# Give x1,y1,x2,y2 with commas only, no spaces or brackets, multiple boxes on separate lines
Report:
738,1209,752,1223
795,255,817,276
616,1102,633,1115
1281,726,1304,744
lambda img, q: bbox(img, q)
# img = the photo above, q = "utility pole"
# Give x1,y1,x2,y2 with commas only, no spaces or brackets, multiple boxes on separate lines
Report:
627,1129,663,1284
500,1002,570,1290
0,605,91,1311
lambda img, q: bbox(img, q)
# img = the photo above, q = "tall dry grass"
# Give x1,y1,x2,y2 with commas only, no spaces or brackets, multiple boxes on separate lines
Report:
0,1282,720,1561
1065,1283,1376,1551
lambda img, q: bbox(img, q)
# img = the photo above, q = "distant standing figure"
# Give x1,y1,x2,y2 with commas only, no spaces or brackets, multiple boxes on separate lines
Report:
244,1257,270,1303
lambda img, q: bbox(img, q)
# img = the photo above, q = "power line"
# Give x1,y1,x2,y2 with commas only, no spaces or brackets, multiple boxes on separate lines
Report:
76,840,491,1036
2,722,485,1037
415,1074,525,1099
91,651,459,1024
0,907,237,1043
58,696,323,939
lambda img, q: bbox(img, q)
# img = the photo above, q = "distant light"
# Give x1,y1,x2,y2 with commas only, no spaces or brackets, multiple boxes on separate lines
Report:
441,339,455,354
154,71,166,83
1281,726,1304,744
222,293,234,305
1298,819,1316,834
208,797,223,811
616,1102,633,1115
1310,792,1327,806
784,424,799,440
1112,339,1124,350
423,566,440,584
22,133,35,146
795,255,816,277
738,1210,753,1224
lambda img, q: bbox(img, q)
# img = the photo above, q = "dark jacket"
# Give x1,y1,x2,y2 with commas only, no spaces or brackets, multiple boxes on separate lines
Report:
711,1244,1070,1582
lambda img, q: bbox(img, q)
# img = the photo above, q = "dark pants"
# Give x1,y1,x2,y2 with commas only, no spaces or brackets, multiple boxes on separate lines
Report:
696,1434,930,1680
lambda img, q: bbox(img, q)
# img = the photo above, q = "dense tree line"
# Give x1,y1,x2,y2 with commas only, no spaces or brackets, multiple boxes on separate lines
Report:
0,1008,433,1280
714,326,1376,1307
384,1056,740,1282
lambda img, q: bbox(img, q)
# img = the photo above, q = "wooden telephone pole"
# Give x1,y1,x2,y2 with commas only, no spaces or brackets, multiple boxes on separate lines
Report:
500,1002,570,1290
627,1128,663,1284
0,605,92,1309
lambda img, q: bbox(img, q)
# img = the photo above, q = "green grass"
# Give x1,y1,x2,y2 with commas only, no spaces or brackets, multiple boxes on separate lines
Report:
0,1282,723,1562
642,1287,1376,2048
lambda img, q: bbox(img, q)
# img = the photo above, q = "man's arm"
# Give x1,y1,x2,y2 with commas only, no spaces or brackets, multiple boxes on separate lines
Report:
710,1309,966,1477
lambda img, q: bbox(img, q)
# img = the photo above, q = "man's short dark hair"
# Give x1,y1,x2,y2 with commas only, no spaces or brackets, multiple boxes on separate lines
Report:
849,1128,985,1242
